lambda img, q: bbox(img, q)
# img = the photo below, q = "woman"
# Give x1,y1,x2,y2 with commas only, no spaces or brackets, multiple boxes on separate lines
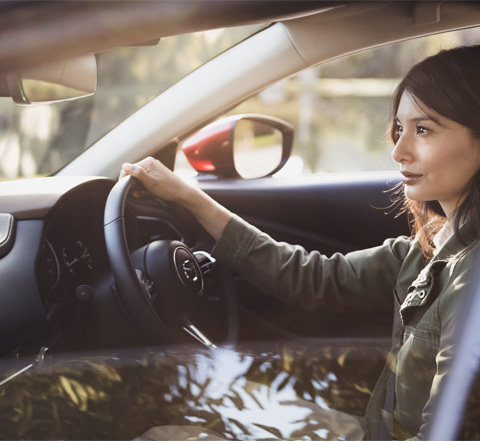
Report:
121,46,480,440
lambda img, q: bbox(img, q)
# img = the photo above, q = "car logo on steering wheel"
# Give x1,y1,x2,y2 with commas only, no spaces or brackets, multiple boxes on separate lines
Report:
182,259,199,282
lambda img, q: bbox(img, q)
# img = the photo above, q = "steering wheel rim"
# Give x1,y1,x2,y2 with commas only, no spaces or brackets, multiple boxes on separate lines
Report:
104,175,238,346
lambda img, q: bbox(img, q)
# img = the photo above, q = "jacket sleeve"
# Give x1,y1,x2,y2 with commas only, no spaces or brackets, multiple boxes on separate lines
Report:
212,215,412,314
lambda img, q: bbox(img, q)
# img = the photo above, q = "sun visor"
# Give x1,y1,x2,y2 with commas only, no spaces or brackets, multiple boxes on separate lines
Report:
0,214,16,258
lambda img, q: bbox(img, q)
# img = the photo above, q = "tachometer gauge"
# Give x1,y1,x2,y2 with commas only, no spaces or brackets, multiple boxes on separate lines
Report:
61,239,94,276
43,240,60,288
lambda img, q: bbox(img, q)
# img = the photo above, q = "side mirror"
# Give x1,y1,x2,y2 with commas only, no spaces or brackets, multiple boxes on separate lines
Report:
1,54,97,105
182,114,294,179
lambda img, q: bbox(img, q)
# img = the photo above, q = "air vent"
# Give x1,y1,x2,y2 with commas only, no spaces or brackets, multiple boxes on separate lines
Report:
0,213,15,258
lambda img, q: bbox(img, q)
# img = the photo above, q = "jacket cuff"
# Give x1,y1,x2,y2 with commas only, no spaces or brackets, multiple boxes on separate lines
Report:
212,214,260,273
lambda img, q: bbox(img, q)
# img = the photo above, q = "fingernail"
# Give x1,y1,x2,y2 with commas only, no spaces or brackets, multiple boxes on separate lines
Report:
122,163,133,172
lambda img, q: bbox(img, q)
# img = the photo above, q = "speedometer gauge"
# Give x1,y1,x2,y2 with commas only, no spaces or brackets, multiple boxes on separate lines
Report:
42,240,60,288
61,239,94,276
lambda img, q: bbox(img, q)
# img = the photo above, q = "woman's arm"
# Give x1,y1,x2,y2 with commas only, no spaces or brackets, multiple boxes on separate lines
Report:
213,215,410,313
121,157,232,241
121,157,408,313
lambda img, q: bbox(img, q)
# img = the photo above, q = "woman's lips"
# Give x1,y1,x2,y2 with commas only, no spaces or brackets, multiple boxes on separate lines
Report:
401,171,423,184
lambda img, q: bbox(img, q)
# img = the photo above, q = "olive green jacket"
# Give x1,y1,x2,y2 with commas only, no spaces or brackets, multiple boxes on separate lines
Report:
212,215,478,440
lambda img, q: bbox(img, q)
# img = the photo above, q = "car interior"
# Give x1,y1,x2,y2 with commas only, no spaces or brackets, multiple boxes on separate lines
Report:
1,1,480,440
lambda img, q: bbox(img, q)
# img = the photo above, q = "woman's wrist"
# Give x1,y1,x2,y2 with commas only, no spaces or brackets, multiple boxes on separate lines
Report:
179,186,232,240
175,184,203,208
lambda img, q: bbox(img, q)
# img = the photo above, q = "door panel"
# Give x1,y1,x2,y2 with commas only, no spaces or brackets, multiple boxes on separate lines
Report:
201,171,409,255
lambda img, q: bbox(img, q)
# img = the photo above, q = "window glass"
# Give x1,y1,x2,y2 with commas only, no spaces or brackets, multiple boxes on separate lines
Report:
222,28,480,177
0,25,262,182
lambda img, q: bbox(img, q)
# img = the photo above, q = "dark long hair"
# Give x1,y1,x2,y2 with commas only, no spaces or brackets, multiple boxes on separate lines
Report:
389,45,480,256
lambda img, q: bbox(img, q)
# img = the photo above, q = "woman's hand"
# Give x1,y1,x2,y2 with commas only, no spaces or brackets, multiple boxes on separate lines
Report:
121,157,191,204
121,157,232,241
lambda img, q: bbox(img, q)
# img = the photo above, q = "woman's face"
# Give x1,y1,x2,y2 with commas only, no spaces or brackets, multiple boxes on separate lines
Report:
391,92,480,219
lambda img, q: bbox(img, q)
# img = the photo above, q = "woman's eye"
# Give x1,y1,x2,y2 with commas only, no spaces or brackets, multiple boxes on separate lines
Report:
394,124,403,138
416,126,429,135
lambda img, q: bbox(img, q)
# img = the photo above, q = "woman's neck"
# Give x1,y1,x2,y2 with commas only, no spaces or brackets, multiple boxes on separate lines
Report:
433,220,454,252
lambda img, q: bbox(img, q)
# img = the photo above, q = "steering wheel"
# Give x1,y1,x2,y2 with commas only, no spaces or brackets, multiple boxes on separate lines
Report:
103,175,238,347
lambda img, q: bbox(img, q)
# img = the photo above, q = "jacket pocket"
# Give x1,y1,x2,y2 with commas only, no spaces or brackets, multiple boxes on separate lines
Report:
394,325,439,435
402,325,439,350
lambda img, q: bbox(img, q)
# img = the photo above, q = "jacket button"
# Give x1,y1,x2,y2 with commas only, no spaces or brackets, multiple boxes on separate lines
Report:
418,290,426,299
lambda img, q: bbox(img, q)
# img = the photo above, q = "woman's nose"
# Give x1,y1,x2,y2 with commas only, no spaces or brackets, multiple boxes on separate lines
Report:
391,133,413,164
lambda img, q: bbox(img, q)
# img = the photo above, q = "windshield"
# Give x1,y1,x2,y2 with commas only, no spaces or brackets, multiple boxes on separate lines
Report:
0,25,262,182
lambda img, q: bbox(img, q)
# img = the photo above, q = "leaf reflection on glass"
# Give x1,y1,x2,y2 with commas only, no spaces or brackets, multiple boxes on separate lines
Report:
0,340,388,440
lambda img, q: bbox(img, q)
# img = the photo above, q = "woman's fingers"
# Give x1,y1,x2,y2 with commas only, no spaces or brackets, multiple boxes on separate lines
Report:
120,158,187,202
120,162,134,178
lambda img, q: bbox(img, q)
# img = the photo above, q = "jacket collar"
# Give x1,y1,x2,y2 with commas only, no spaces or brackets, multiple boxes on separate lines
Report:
434,219,477,262
399,220,478,320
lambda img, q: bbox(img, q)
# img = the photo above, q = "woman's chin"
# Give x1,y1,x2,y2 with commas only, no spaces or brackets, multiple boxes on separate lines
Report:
403,188,427,203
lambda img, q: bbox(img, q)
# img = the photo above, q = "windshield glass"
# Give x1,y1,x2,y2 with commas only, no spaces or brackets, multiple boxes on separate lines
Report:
0,25,262,182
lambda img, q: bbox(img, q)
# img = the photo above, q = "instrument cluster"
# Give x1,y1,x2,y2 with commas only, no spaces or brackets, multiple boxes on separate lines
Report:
42,236,99,301
40,191,109,302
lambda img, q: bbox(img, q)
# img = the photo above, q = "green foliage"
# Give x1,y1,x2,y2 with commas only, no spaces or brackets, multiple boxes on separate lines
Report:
0,342,387,440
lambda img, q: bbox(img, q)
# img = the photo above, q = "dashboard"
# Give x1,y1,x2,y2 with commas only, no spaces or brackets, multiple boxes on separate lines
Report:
39,185,194,304
0,176,197,355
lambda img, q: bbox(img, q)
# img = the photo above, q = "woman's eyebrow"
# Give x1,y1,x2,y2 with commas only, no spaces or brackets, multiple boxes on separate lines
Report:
394,114,444,127
414,116,443,126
